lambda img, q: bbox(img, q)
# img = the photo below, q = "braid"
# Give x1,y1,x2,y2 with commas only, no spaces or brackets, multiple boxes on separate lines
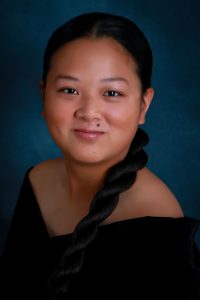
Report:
48,127,149,299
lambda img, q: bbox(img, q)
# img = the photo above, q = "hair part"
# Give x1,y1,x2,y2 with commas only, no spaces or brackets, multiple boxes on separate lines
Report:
42,12,153,94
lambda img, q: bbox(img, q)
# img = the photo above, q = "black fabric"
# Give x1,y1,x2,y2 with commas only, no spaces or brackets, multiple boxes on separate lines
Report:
1,166,200,299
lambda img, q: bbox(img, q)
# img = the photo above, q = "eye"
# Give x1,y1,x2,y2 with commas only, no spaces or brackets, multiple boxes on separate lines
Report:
104,90,123,97
59,87,79,95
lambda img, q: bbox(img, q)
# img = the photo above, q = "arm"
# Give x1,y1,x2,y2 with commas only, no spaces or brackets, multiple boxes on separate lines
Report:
1,168,48,299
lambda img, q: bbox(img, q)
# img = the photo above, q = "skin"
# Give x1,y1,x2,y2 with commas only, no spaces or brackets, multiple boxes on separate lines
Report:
40,37,154,210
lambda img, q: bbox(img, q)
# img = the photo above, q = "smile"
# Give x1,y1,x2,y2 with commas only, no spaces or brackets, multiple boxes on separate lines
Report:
73,129,105,141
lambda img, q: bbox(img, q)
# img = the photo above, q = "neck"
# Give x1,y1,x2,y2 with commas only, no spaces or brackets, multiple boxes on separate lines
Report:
58,147,129,211
60,157,109,209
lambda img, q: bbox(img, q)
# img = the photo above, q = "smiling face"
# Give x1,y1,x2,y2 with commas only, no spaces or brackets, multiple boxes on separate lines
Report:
41,37,154,167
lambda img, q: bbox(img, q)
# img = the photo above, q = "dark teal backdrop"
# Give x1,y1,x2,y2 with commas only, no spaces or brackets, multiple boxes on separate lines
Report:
0,0,200,254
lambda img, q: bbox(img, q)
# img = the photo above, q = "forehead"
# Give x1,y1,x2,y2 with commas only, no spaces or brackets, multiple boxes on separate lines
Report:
49,37,137,74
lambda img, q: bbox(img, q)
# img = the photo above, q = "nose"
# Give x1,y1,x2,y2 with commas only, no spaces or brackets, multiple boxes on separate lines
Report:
74,95,101,123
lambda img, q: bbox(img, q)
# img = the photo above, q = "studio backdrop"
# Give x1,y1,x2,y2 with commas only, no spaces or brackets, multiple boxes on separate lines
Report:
0,0,200,254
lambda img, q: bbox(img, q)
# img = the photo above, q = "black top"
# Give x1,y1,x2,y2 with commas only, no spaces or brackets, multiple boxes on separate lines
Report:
1,166,200,299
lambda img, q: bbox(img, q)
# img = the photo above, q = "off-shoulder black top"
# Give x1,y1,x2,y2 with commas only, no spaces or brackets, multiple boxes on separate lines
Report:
1,167,200,299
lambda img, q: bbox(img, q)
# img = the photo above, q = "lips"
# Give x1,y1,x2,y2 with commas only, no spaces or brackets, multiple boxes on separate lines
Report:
73,128,105,140
74,129,104,133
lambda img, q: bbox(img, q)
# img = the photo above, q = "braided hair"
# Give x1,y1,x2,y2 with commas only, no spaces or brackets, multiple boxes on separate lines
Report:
48,127,149,298
41,12,153,299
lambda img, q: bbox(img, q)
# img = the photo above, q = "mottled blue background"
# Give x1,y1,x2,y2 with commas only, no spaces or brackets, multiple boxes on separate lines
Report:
0,0,200,253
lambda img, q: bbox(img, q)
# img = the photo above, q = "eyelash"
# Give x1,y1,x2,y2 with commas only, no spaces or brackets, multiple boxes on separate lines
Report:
58,88,123,97
59,88,78,95
104,90,123,97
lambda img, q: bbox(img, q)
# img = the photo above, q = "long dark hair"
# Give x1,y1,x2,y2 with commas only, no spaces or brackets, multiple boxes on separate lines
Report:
42,12,153,299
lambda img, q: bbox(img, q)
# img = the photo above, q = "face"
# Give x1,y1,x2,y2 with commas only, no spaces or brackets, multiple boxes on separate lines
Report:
41,37,154,167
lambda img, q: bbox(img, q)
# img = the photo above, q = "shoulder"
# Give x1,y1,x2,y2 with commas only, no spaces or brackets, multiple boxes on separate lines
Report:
124,167,184,218
29,160,184,221
28,158,62,201
28,158,61,183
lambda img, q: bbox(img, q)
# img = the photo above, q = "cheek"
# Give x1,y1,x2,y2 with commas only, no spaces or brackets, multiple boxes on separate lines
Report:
44,95,71,125
44,102,71,142
108,105,141,131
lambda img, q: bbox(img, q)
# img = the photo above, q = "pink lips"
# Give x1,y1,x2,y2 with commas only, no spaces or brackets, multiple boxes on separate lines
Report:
73,129,105,140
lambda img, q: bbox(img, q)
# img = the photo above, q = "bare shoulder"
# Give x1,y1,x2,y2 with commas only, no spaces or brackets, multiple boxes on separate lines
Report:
125,166,184,218
29,159,52,186
28,158,62,202
28,158,70,237
29,158,62,181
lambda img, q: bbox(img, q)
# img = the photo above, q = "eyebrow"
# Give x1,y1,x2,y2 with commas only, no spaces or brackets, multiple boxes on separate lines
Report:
55,75,79,82
55,74,129,84
100,77,129,84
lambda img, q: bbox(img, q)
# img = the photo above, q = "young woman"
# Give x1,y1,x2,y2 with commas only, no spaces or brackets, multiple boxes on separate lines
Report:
2,12,200,299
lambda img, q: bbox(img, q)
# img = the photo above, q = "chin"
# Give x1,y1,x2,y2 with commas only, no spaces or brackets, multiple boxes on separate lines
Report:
63,150,105,164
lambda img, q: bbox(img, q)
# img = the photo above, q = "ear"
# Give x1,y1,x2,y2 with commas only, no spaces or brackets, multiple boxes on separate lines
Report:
139,87,154,125
40,80,45,102
40,80,46,118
